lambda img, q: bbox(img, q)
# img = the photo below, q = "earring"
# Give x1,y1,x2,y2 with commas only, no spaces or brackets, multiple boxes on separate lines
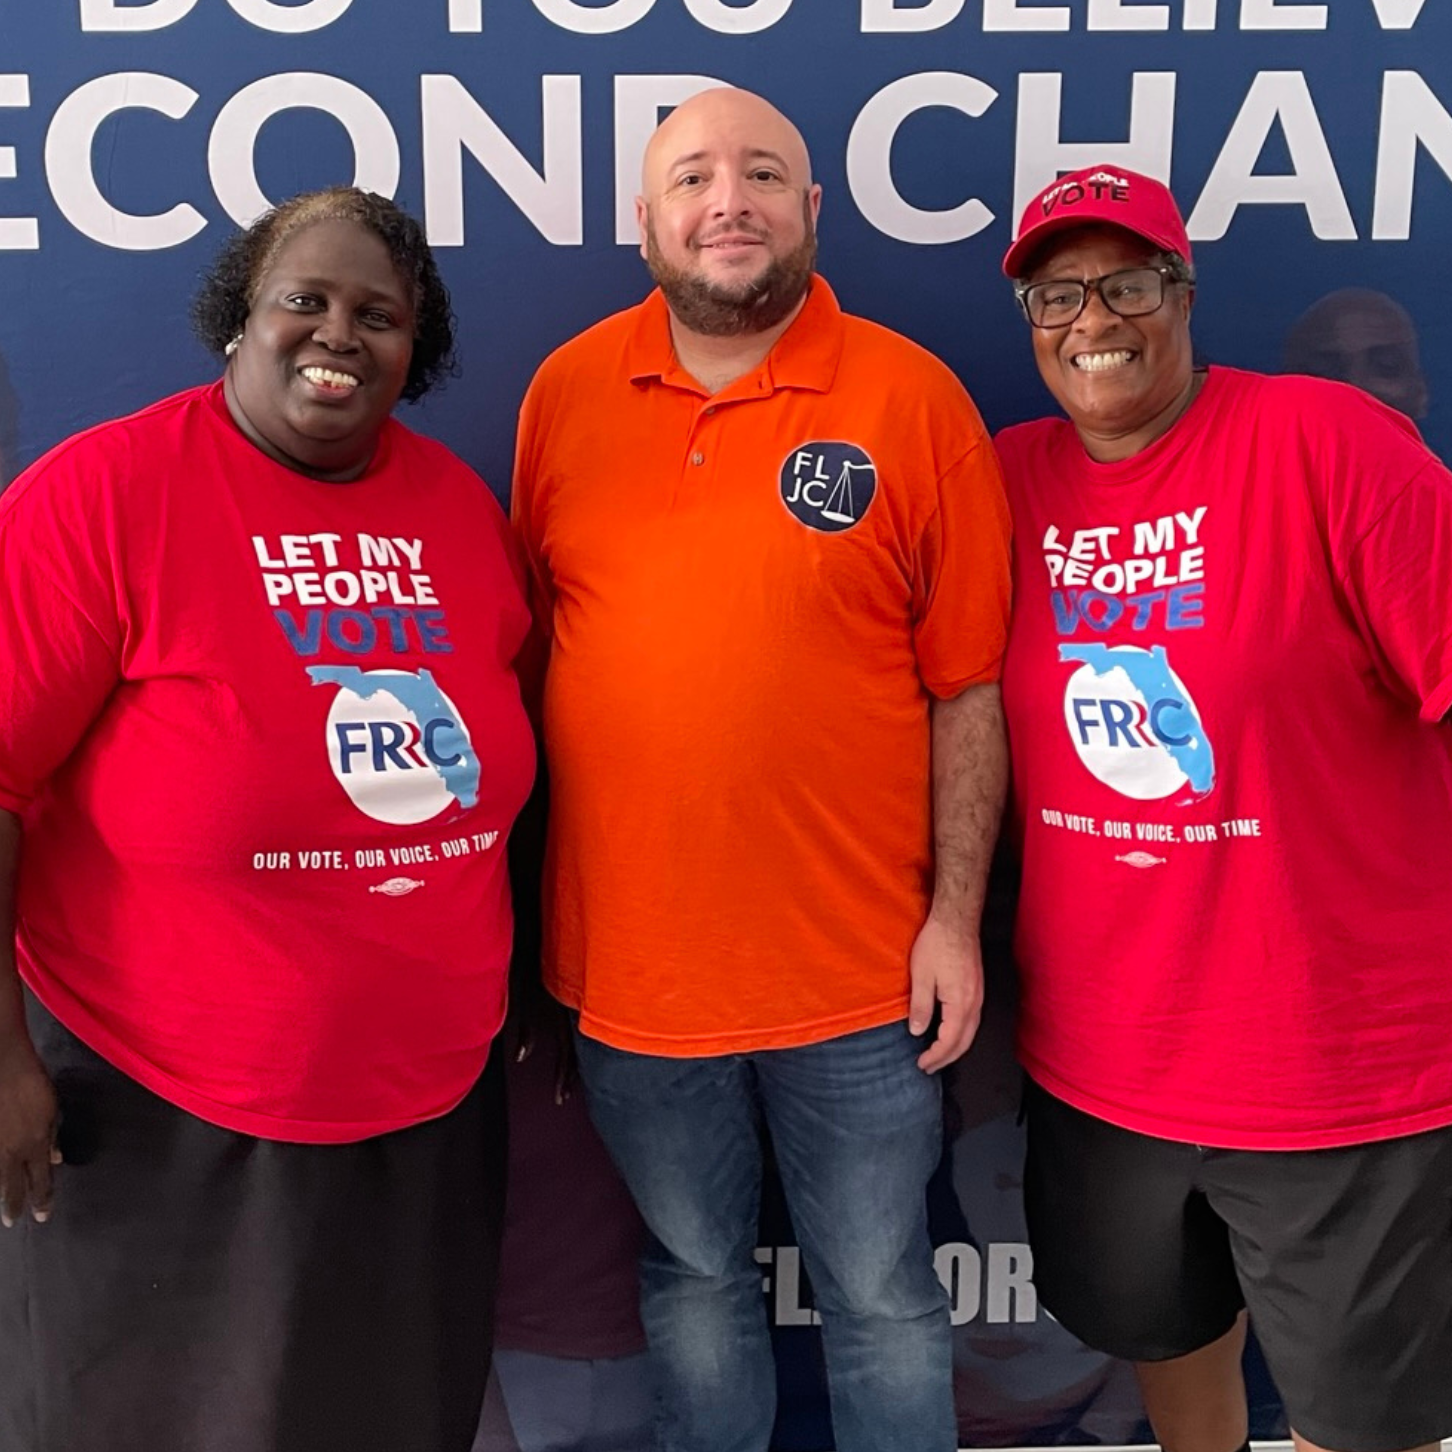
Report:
225,332,243,357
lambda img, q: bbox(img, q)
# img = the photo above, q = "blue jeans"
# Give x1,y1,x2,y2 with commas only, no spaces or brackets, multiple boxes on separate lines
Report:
574,1021,954,1452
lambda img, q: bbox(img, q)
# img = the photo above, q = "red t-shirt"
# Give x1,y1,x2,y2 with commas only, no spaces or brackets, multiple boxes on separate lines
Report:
998,367,1452,1150
0,384,535,1142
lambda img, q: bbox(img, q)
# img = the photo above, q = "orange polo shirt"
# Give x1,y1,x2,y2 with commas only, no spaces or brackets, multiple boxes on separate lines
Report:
514,276,1010,1056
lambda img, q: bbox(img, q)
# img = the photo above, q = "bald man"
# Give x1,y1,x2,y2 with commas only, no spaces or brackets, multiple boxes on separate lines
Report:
511,88,1012,1452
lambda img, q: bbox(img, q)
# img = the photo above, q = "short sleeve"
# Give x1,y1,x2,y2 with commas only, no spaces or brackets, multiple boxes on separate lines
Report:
913,435,1013,698
465,458,534,676
510,372,557,720
1290,382,1452,722
0,445,125,812
511,373,558,635
1340,452,1452,722
482,477,529,604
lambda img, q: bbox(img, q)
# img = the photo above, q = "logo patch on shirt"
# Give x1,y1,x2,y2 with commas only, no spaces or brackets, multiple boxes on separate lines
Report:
779,442,876,533
1059,644,1215,802
308,666,480,826
369,876,427,896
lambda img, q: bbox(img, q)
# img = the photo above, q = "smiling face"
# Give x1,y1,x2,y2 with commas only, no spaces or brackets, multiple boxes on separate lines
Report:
1025,225,1196,462
636,88,822,338
226,218,416,480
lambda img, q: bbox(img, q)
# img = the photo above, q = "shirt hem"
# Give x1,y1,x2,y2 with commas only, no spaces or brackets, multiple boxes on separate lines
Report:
923,661,1004,699
1024,1058,1452,1151
0,785,30,815
551,984,911,1058
1421,671,1452,723
24,973,498,1144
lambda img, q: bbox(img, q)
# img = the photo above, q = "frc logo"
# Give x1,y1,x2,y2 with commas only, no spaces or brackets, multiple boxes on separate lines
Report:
308,666,480,825
780,442,876,533
1059,643,1215,802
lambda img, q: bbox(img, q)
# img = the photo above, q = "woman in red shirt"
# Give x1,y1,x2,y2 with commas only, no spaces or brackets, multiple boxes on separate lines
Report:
0,187,534,1452
996,164,1452,1452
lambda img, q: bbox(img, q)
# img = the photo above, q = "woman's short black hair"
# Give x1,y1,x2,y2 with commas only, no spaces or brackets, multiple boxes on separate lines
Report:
191,186,456,403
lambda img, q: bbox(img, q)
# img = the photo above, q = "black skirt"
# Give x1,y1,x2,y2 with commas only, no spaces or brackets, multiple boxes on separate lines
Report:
0,993,505,1452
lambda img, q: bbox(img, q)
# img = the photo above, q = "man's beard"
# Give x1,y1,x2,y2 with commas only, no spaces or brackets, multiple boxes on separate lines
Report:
645,205,817,338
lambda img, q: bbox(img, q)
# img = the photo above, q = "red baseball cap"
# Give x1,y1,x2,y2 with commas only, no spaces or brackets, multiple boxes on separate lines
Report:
1002,165,1192,278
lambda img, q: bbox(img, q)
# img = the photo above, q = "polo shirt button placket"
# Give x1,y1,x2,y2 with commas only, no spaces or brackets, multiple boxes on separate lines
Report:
686,397,718,476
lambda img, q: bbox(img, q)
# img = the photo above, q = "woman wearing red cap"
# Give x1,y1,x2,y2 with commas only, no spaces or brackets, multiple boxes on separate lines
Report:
996,164,1452,1452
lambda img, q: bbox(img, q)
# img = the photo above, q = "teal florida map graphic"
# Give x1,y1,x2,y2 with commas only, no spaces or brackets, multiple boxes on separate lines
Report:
308,666,481,823
1060,644,1215,801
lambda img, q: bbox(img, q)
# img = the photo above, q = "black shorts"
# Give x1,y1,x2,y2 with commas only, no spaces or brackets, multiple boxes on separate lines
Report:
1023,1080,1452,1452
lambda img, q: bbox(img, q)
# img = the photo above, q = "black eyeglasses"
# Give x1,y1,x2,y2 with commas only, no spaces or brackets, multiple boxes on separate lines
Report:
1015,266,1181,330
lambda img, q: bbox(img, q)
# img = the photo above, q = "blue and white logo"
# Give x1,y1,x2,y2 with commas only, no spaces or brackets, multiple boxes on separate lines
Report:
308,666,480,825
1060,644,1215,801
779,441,876,533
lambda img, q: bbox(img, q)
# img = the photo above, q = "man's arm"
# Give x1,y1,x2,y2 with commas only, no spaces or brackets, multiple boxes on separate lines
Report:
909,682,1008,1074
0,808,59,1225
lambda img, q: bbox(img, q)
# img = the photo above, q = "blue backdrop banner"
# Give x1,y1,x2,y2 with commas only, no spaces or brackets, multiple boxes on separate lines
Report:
3,2,1448,1445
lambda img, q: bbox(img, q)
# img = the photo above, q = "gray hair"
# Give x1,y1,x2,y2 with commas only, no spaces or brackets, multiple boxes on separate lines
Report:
1156,250,1196,287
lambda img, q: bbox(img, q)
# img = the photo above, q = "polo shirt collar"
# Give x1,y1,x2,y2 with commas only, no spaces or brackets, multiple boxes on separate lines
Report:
626,274,844,395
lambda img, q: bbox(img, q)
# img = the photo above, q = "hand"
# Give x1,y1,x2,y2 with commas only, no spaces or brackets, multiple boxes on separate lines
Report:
0,1044,60,1226
509,995,578,1105
909,913,984,1074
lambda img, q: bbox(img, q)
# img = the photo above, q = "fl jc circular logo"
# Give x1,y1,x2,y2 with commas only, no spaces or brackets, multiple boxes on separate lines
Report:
780,441,876,533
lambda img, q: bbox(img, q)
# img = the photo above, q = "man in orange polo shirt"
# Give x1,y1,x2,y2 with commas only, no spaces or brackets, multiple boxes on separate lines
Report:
513,87,1010,1452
